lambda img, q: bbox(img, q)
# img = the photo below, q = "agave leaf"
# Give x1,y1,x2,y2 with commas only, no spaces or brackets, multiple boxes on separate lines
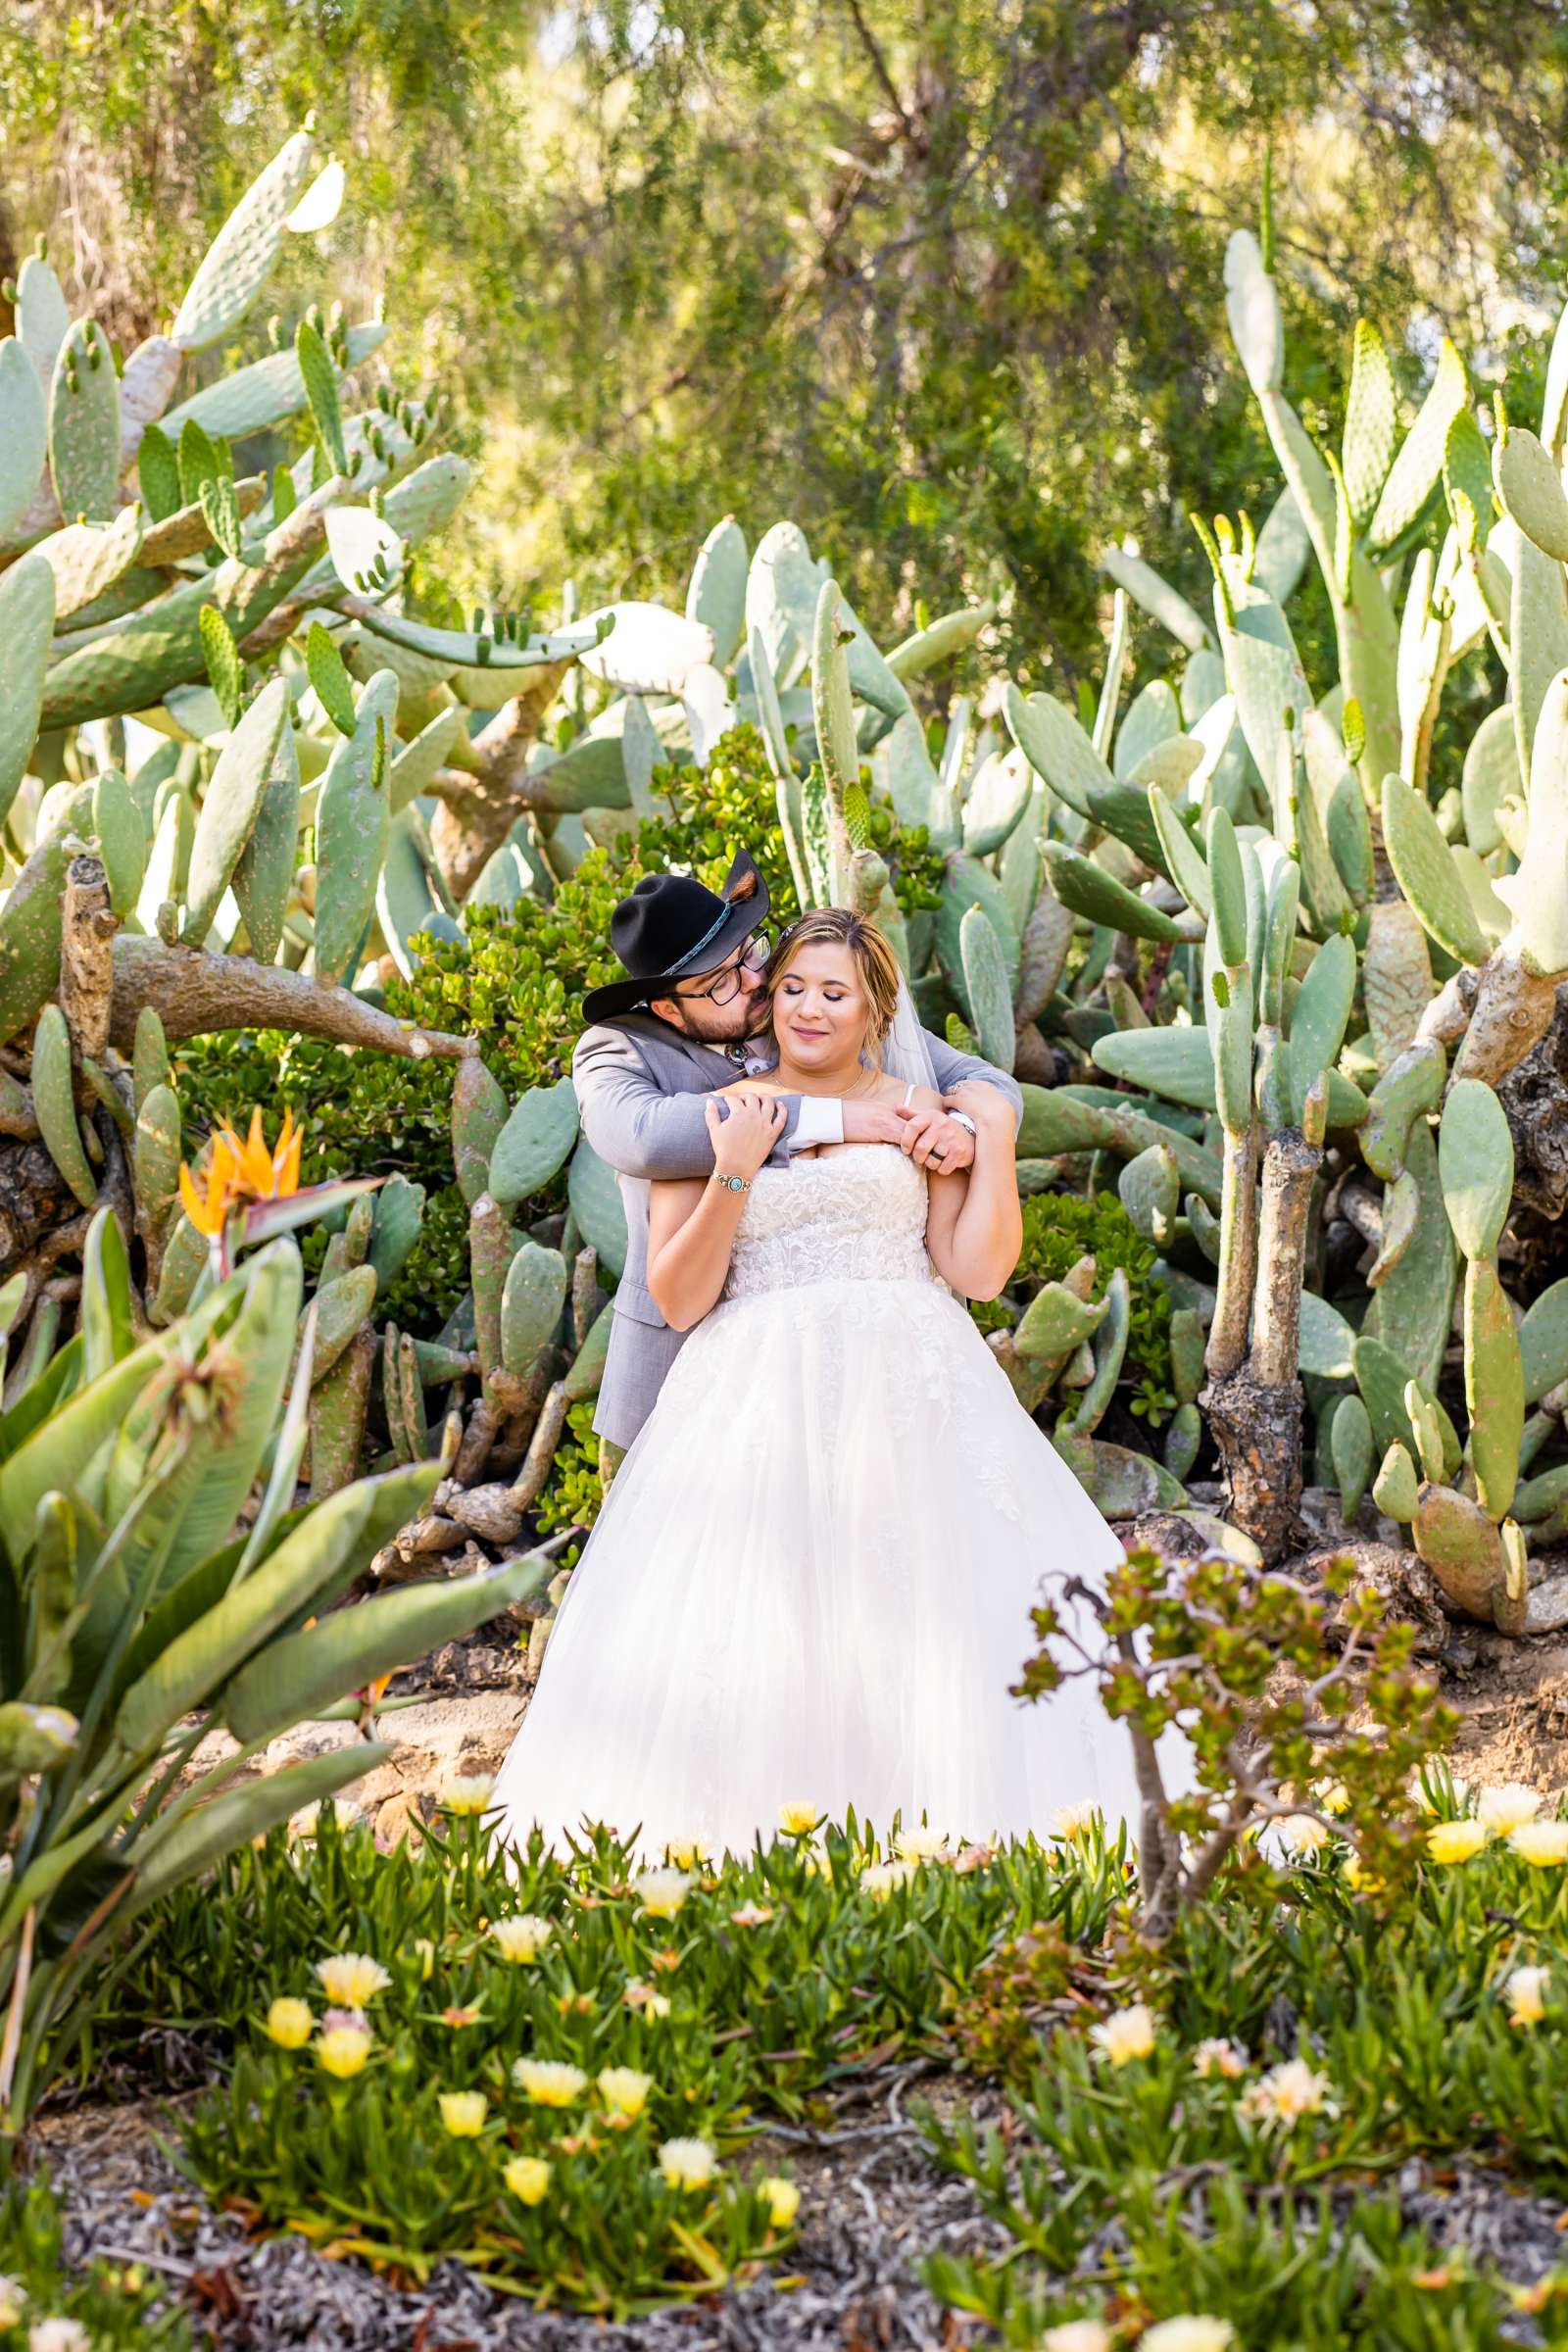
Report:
112,1461,437,1757
223,1545,557,1745
122,1741,395,1922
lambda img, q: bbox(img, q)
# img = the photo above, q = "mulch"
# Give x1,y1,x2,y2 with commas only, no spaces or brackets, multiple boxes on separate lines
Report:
27,2056,1568,2346
28,2060,1011,2350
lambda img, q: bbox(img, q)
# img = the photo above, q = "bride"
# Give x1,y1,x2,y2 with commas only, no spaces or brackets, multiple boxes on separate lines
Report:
491,907,1150,1865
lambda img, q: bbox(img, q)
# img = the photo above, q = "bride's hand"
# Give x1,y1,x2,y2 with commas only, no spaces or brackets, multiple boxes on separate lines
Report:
707,1090,786,1178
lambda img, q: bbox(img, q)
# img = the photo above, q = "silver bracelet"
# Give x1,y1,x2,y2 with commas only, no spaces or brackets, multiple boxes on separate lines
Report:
949,1110,978,1136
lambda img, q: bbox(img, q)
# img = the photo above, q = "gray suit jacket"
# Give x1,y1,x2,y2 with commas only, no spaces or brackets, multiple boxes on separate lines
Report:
572,1011,1023,1450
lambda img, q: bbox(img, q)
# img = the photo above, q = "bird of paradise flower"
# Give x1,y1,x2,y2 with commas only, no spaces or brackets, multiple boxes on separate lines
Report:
177,1105,382,1281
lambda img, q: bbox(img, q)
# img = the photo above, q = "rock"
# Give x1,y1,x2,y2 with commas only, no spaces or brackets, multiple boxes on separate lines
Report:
1302,1540,1448,1653
1525,1565,1568,1635
446,1480,525,1545
1122,1510,1212,1559
373,1788,430,1849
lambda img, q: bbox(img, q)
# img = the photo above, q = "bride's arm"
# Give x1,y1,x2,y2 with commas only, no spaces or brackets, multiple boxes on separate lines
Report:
922,1088,1022,1299
646,1091,786,1331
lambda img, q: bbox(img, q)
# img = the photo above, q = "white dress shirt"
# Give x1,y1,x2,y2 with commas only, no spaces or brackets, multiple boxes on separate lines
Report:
700,1040,847,1149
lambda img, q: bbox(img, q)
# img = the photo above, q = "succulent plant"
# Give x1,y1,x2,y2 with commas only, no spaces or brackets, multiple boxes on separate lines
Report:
11,130,1568,1636
0,1215,561,2143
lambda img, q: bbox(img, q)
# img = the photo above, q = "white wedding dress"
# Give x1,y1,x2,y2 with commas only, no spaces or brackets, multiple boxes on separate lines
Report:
491,1144,1156,1865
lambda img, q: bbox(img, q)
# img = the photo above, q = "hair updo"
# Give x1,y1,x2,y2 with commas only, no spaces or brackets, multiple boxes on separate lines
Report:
765,908,905,1062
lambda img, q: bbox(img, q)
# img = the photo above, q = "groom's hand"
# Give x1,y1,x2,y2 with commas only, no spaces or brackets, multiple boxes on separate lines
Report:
895,1106,975,1171
842,1100,919,1147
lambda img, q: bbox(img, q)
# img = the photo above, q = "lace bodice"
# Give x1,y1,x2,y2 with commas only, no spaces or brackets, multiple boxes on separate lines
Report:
723,1145,934,1300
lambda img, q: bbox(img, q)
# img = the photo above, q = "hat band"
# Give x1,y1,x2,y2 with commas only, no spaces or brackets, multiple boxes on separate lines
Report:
664,901,736,977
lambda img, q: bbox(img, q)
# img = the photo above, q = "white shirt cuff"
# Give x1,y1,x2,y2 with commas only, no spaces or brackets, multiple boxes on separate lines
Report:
788,1096,846,1151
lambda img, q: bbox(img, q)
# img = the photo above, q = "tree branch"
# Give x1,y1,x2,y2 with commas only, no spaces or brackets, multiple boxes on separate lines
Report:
107,936,475,1062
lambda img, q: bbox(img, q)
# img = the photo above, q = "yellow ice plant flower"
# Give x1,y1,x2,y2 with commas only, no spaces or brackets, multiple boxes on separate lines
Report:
1477,1783,1543,1836
1141,2321,1235,2352
1411,1770,1471,1815
514,2057,588,2106
316,2022,373,2079
1313,1779,1350,1817
894,1826,951,1862
1343,1853,1387,1895
1089,2004,1157,2067
859,1859,917,1901
502,2155,552,2206
759,2175,801,2229
1053,1802,1101,1842
1504,1965,1550,2028
1192,2038,1247,2080
1041,2325,1111,2352
598,2066,653,2119
264,1996,314,2050
778,1802,820,1836
658,2135,717,2190
633,1867,694,1919
26,2321,90,2352
438,2090,488,2137
623,1980,673,2019
664,1837,712,1869
1243,2057,1335,2125
1276,1813,1331,1857
488,1914,555,1963
316,1952,392,2006
413,1937,436,1982
441,1775,496,1815
1425,1818,1487,1865
290,1796,356,1840
1509,1820,1568,1866
729,1903,775,1928
0,2278,24,2329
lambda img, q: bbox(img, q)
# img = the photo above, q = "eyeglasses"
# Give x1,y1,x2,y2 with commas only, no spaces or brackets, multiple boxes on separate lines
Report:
671,930,772,1005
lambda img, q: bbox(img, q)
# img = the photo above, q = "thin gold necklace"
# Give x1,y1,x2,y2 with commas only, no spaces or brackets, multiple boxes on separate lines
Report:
776,1060,883,1100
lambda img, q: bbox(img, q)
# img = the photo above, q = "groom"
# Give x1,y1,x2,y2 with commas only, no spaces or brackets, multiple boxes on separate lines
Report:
573,849,1023,1457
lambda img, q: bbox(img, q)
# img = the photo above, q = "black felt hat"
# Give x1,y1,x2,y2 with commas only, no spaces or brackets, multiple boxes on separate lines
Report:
581,848,771,1022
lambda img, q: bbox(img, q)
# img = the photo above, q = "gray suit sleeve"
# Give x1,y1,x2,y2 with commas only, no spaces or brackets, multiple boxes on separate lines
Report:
920,1027,1024,1132
572,1025,808,1181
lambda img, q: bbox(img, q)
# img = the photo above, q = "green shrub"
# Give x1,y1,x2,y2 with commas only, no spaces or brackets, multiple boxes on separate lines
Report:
980,1190,1177,1420
100,1804,1109,2311
534,1399,606,1543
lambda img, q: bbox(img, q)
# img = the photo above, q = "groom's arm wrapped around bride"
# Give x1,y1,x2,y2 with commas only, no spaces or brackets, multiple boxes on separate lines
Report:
571,1016,1023,1185
571,1012,1023,1453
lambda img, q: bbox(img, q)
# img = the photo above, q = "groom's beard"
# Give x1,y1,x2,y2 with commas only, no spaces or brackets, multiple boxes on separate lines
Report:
664,993,773,1047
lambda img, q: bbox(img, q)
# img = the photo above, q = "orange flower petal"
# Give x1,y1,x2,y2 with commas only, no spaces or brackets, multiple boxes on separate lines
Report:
179,1159,224,1238
277,1124,303,1197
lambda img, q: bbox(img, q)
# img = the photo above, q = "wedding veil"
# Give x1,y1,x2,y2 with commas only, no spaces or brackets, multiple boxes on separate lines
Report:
878,967,940,1095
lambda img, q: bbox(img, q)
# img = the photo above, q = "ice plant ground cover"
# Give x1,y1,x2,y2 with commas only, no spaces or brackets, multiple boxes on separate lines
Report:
7,1770,1568,2341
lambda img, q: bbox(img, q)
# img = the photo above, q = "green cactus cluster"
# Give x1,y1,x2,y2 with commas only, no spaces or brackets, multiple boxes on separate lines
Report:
10,127,1568,1640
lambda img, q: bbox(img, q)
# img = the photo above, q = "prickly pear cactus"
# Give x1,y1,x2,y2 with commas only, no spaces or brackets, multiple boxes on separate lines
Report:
9,136,1568,1639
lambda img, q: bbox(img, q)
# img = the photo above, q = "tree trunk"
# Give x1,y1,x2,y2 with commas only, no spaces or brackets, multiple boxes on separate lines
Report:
1200,1364,1306,1563
427,667,571,902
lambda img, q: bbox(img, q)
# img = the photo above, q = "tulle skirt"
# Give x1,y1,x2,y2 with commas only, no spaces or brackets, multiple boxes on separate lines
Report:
490,1274,1166,1865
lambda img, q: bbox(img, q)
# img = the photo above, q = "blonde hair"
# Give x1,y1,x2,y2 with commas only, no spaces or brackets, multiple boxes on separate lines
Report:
766,908,905,1063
